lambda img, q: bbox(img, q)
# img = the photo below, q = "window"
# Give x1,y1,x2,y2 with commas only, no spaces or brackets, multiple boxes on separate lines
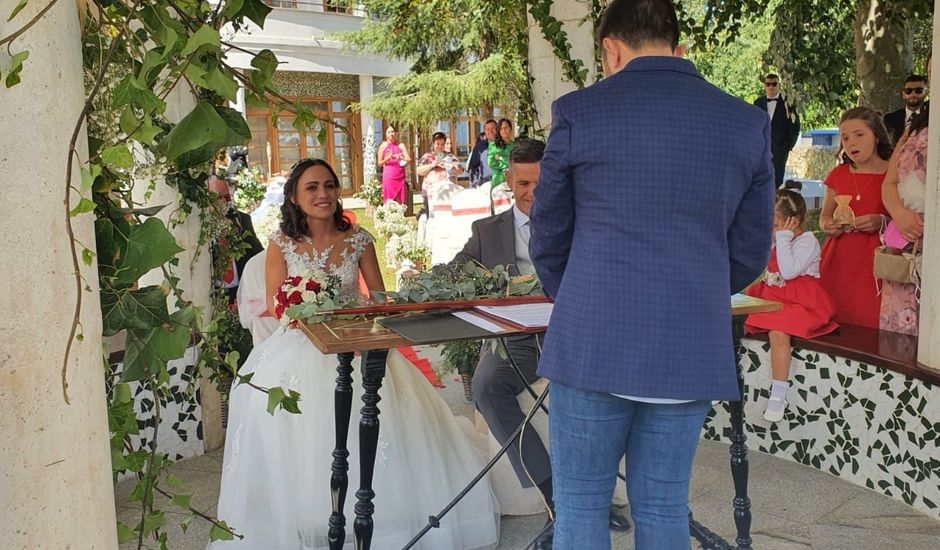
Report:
246,97,362,195
325,1,353,14
265,0,297,8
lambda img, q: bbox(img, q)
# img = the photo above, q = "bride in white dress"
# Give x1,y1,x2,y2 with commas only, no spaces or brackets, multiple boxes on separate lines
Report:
210,159,500,549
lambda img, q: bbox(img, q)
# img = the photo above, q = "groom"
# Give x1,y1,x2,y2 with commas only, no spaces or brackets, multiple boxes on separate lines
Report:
530,0,773,547
452,139,630,549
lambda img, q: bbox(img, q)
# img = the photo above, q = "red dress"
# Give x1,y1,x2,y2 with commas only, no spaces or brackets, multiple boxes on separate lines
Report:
818,164,888,329
746,250,839,339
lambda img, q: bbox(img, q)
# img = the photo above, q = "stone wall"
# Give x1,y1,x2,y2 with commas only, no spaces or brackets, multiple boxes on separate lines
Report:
272,71,361,99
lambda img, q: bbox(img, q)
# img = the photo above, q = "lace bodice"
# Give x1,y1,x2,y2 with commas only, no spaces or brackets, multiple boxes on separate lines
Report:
270,226,374,300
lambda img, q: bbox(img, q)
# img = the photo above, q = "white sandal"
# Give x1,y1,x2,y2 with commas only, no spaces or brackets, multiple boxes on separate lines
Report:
763,396,786,423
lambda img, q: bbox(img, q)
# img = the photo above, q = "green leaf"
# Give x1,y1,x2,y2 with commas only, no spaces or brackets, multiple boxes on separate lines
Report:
122,306,196,382
116,522,137,544
8,0,28,21
5,50,29,88
163,101,227,163
100,286,171,336
215,105,252,144
209,520,235,542
80,164,102,195
223,0,272,28
132,116,164,145
180,25,221,58
113,75,166,115
267,386,285,415
179,514,195,534
113,203,168,217
115,217,184,284
69,198,95,217
142,511,167,535
101,145,134,169
202,67,239,101
81,247,95,266
171,493,192,510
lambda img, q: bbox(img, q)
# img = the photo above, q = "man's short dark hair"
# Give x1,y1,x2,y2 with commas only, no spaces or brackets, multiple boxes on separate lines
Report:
597,0,679,51
509,138,545,165
484,119,497,127
432,131,447,143
905,74,928,86
764,73,779,82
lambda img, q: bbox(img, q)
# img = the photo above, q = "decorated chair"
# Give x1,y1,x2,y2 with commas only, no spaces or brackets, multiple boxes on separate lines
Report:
428,187,493,266
237,250,280,345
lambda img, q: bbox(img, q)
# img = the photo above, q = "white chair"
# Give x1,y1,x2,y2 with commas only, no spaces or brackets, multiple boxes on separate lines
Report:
236,251,280,346
427,180,462,218
490,183,514,214
427,187,492,266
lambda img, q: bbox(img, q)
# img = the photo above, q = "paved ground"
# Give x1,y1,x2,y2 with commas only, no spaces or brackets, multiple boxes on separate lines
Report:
116,354,940,549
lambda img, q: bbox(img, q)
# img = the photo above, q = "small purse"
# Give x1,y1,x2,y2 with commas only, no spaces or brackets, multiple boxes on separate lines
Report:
873,240,922,285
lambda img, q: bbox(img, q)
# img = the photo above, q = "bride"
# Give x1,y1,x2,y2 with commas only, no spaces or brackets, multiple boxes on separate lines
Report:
210,159,500,549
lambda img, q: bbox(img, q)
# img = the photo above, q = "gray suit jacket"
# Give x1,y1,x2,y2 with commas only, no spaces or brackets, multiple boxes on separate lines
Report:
451,209,520,275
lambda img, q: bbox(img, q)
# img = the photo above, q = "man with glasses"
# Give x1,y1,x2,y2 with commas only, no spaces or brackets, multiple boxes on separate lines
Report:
754,73,801,186
884,74,929,144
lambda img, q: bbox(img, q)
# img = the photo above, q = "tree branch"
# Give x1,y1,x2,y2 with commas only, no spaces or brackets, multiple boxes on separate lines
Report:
0,0,61,51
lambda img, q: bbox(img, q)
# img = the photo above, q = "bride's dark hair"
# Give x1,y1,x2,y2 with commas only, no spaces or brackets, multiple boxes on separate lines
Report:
280,158,351,240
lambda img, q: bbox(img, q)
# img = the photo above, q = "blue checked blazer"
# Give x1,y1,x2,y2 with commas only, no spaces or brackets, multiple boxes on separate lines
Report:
529,57,774,401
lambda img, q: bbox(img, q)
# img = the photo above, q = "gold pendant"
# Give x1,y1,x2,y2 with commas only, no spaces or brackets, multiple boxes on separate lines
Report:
856,194,861,201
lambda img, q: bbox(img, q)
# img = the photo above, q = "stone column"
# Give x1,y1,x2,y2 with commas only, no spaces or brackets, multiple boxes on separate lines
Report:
359,75,377,184
0,2,117,548
917,19,940,370
527,0,597,131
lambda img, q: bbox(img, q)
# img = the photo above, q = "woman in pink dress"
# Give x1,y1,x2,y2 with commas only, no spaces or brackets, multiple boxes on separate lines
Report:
378,125,411,204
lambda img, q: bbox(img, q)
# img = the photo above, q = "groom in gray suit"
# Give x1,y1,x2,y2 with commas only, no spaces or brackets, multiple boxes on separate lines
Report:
452,139,629,549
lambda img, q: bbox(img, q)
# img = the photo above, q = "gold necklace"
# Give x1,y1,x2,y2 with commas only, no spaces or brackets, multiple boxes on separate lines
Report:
851,171,878,202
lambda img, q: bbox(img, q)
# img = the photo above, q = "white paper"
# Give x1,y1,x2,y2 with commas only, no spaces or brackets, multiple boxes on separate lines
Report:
474,303,554,329
452,311,508,333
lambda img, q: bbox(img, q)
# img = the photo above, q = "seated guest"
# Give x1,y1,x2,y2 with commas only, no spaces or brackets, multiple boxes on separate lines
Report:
819,107,891,329
746,190,838,422
208,175,264,303
417,132,461,214
452,139,630,549
883,74,928,145
467,119,497,187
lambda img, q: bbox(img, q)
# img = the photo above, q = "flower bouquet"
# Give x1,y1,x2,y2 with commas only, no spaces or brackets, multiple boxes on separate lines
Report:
274,270,344,326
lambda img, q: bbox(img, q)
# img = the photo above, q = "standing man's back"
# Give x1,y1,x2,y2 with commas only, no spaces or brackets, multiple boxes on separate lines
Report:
529,0,774,547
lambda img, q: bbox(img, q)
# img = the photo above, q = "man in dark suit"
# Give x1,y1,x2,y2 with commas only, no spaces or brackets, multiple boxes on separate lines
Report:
529,0,773,547
754,73,801,186
883,74,928,145
453,139,630,549
466,119,497,187
208,175,264,303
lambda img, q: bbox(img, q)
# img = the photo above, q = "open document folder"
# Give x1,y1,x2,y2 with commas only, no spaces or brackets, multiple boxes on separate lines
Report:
376,303,554,343
472,302,554,330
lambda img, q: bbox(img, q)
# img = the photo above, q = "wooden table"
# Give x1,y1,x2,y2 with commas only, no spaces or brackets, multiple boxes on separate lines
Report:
299,294,780,550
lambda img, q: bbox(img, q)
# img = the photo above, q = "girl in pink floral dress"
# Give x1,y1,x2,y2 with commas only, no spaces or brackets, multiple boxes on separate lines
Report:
880,108,928,335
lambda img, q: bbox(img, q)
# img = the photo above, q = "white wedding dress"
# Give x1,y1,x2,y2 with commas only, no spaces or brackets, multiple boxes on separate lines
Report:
210,227,500,550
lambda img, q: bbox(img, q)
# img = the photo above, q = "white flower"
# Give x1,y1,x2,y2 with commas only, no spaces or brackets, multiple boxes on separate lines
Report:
301,290,316,302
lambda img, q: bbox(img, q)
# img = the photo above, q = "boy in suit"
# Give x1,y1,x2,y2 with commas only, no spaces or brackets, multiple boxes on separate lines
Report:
754,73,801,186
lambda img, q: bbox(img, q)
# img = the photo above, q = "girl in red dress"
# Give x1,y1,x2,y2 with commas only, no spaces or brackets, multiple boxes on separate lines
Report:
819,107,892,329
747,190,839,422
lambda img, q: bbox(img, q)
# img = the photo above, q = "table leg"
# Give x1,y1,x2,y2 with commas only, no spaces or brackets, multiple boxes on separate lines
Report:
729,317,753,549
328,352,355,550
354,349,389,550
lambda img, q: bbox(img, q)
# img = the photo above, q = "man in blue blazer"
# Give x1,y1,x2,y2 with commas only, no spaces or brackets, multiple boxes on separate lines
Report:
529,0,774,548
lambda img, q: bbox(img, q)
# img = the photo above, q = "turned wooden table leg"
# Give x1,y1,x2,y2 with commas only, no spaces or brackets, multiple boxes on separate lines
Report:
354,349,389,550
729,317,752,549
328,352,355,550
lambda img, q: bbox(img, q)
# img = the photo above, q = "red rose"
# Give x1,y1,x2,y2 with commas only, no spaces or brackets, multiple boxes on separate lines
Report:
276,288,288,304
275,304,284,319
288,290,303,305
289,276,302,286
305,280,321,292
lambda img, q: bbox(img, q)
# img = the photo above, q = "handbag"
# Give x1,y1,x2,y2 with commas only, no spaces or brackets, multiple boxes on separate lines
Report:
873,239,922,285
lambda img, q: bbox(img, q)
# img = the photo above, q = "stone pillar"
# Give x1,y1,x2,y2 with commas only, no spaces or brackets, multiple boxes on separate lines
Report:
0,1,117,548
359,75,377,184
527,0,597,130
917,18,940,369
132,84,221,451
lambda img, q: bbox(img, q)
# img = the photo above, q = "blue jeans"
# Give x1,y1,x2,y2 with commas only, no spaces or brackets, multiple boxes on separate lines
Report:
549,382,711,550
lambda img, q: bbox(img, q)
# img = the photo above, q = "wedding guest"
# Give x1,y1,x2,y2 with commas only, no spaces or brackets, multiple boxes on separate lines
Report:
453,139,632,549
880,99,929,336
819,107,892,329
208,175,264,304
487,118,514,188
417,132,460,213
746,190,838,422
443,136,466,183
883,74,928,145
378,125,411,204
754,73,801,186
468,119,497,187
529,1,774,547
